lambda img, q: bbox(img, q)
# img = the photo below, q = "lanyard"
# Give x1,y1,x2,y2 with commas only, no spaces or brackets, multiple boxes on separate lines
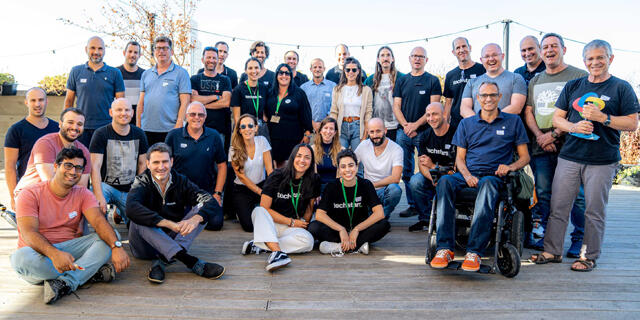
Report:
290,179,302,218
276,91,288,115
340,178,358,230
245,81,260,117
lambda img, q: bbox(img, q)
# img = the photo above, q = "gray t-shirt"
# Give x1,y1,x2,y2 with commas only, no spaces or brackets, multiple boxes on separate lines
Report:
462,70,527,113
373,74,398,129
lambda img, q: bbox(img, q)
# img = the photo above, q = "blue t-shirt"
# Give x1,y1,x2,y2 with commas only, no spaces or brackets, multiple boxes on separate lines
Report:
66,63,125,129
4,118,59,179
392,72,442,132
555,76,640,165
452,111,529,175
300,79,336,122
140,62,191,132
164,126,227,193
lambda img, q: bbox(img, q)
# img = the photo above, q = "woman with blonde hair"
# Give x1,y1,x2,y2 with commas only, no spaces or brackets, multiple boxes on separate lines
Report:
311,117,343,191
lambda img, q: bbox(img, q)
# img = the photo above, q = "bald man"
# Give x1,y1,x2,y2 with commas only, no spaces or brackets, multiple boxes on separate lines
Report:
65,36,125,147
514,36,546,85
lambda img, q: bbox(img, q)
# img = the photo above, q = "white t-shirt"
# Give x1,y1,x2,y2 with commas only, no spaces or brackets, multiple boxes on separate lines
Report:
228,135,272,185
342,85,362,117
354,139,403,189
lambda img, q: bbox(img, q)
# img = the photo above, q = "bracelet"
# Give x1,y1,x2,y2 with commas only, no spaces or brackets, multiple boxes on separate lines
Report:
289,218,295,227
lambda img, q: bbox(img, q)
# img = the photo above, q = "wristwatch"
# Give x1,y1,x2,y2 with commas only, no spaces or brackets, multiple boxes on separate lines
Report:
603,114,611,127
550,130,559,139
214,191,223,196
111,241,122,249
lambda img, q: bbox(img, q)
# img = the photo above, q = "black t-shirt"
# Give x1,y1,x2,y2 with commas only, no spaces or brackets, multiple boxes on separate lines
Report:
393,72,442,132
117,65,144,80
319,177,380,231
190,73,232,135
418,124,457,167
4,118,59,179
556,76,640,165
89,124,149,192
239,70,276,89
293,72,309,87
261,169,321,219
197,65,238,89
443,63,486,127
514,61,546,86
230,81,270,120
265,88,313,141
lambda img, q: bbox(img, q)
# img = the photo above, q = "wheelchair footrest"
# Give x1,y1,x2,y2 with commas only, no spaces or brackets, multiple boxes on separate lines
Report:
444,261,493,274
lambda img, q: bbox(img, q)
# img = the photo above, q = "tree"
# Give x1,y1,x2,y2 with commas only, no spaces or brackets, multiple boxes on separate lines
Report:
60,0,198,67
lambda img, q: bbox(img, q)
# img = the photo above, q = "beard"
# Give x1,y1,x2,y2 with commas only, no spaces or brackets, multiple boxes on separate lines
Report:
371,135,385,147
60,128,79,142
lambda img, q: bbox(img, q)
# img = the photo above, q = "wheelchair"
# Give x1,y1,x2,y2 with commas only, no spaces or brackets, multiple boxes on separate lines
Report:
1,203,18,229
424,166,524,278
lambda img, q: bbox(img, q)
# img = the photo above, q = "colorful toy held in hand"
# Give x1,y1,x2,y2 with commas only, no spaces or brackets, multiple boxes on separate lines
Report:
570,92,604,140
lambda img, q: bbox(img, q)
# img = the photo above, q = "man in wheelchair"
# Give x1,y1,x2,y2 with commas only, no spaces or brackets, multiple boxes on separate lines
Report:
430,81,530,272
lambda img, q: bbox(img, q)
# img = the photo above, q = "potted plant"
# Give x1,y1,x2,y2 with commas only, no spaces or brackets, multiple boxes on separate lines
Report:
38,73,68,96
0,73,17,96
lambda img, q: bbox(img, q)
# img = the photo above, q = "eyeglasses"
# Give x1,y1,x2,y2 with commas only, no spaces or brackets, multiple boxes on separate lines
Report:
240,123,255,130
478,93,500,99
345,68,359,73
410,55,426,59
61,162,84,173
155,46,171,51
278,70,292,76
481,54,500,60
187,112,206,118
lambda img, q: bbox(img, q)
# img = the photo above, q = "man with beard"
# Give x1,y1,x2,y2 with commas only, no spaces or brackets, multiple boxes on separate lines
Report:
443,37,485,127
239,41,276,88
407,102,457,232
90,98,149,226
326,44,367,84
284,50,309,86
5,88,59,210
301,58,336,132
117,41,145,125
65,36,125,147
10,147,130,304
354,118,403,219
14,108,92,195
197,41,238,89
190,46,232,151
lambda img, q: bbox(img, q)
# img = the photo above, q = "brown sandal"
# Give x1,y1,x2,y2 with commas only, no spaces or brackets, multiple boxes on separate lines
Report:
530,253,562,264
571,259,596,272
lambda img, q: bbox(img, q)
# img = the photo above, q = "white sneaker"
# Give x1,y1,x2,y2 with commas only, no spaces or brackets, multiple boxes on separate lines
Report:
266,251,291,272
319,241,343,256
357,242,369,255
241,241,265,255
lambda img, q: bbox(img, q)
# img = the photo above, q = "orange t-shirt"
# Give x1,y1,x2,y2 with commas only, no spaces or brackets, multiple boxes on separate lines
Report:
16,181,98,248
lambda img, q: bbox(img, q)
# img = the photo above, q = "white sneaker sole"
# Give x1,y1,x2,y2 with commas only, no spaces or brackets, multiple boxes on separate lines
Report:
266,258,291,272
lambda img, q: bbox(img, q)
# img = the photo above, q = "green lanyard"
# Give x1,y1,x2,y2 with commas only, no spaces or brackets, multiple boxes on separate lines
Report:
340,178,358,230
245,81,260,117
275,91,288,115
290,179,302,218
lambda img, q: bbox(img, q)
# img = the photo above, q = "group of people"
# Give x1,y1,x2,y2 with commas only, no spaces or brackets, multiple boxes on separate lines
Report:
3,32,638,304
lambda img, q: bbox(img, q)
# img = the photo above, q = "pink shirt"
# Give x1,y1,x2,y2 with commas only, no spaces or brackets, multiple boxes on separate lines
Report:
16,181,98,248
14,133,91,195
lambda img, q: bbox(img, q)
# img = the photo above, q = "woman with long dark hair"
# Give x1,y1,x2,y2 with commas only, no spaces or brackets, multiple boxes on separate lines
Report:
330,57,373,150
266,63,313,168
231,58,270,140
229,113,274,232
241,144,321,272
308,149,390,255
311,117,343,190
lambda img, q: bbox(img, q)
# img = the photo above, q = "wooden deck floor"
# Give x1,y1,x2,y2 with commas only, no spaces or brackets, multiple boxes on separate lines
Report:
1,172,639,319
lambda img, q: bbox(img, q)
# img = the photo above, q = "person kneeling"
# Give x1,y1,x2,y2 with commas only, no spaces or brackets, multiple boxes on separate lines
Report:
309,149,390,255
126,143,225,284
241,144,320,272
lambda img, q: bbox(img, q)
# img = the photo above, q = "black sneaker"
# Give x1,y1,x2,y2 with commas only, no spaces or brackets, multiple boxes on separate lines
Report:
398,207,418,218
91,263,116,283
43,279,73,304
266,251,291,272
147,260,166,284
242,240,266,255
192,259,225,279
408,220,429,232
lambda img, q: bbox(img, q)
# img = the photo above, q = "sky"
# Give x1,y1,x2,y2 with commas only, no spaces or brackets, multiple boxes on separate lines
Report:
2,0,639,91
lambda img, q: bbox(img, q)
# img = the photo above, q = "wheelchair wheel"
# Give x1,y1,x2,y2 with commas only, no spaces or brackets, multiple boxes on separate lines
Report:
510,210,524,255
426,233,437,264
497,243,520,278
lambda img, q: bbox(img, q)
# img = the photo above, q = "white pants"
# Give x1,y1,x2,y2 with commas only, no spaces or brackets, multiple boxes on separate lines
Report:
251,206,314,254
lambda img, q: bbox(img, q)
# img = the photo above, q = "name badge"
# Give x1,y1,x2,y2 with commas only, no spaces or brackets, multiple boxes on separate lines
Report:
419,90,426,95
496,130,505,135
285,99,291,104
445,144,451,149
180,143,187,148
601,95,611,101
470,74,477,79
163,82,169,87
104,77,108,81
270,115,281,123
263,81,269,86
80,78,87,83
325,93,331,97
68,211,78,219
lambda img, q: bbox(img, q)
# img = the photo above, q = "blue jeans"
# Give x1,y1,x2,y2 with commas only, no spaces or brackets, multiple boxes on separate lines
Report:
10,233,112,291
409,173,436,221
530,153,584,241
396,129,423,209
375,184,402,219
340,121,361,150
101,183,129,225
435,173,504,256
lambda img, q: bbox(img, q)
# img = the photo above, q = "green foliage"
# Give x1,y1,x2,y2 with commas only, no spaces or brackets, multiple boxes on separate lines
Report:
0,73,15,85
38,73,68,96
620,127,640,165
615,165,640,184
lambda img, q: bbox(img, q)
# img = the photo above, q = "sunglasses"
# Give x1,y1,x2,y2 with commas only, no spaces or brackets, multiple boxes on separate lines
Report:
240,123,255,130
345,68,359,73
187,112,206,118
61,162,85,173
277,70,292,76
